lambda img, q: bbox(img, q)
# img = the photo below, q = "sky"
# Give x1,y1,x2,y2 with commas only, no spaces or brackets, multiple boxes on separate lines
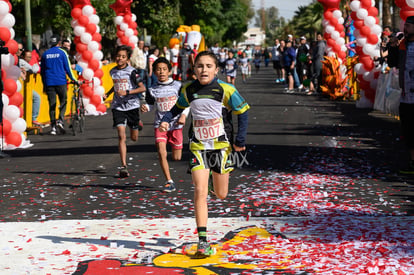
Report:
250,0,314,25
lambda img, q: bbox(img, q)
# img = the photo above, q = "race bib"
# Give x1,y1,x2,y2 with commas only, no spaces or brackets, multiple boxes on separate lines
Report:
193,118,224,141
114,79,128,93
156,96,177,112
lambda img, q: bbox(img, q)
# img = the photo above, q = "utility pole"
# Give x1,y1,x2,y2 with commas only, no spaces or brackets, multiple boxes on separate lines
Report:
261,0,265,31
25,0,32,51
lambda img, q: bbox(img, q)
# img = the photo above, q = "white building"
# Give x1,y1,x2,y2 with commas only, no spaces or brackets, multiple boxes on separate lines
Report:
238,27,266,48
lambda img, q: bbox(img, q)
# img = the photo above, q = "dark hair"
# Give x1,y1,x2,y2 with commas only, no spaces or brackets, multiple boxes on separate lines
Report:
194,51,218,67
153,57,172,71
115,45,132,59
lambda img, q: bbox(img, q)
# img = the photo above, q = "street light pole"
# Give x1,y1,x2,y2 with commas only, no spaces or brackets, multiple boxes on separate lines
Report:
25,0,32,51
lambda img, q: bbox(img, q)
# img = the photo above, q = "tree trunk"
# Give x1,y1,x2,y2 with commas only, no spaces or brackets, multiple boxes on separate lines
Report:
383,0,392,27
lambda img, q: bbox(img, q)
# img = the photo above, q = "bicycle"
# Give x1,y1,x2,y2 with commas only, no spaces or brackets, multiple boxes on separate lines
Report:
68,81,86,136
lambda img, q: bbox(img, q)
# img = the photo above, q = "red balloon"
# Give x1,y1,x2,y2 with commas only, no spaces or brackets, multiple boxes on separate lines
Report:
360,26,371,37
0,27,11,42
324,10,333,20
86,23,97,34
123,14,132,23
324,32,330,40
0,119,12,137
8,91,23,106
5,39,18,55
76,42,88,53
94,69,104,79
133,29,138,36
82,50,93,61
90,94,102,106
395,0,406,8
19,106,23,117
353,19,364,29
74,36,81,44
338,51,346,60
3,79,17,96
82,86,94,98
129,21,137,30
78,15,89,26
367,34,379,44
117,30,125,38
121,36,129,45
400,10,414,21
71,7,82,19
355,46,364,56
332,43,341,53
13,54,18,65
318,0,341,10
360,56,374,71
96,103,107,113
360,0,371,9
368,7,378,17
335,24,344,33
329,17,338,26
375,17,379,25
88,59,100,71
6,131,22,147
350,11,358,21
92,33,102,42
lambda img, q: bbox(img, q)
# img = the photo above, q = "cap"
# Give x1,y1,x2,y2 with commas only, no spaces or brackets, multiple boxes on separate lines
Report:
406,16,414,24
287,34,293,38
50,34,60,46
300,36,306,40
382,30,391,36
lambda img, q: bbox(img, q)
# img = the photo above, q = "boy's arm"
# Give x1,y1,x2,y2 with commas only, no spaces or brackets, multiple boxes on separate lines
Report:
234,111,248,150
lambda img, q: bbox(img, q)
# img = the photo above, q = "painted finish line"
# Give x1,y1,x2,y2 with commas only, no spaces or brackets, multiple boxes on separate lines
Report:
0,216,413,274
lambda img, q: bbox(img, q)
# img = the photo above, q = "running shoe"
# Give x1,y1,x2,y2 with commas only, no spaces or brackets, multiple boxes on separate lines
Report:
50,127,57,136
119,166,130,178
163,180,176,192
57,121,66,134
193,240,214,259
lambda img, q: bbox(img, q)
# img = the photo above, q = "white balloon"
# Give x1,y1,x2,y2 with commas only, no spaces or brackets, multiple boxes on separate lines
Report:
95,25,100,33
85,103,97,115
331,31,340,40
77,61,88,70
93,50,103,61
83,68,94,81
341,45,347,52
1,53,14,68
338,18,344,25
11,118,26,133
337,37,345,45
356,8,368,20
129,36,138,45
354,63,366,74
120,23,128,31
371,25,382,35
326,25,335,34
350,0,361,11
80,32,92,44
114,16,123,25
131,14,137,22
3,105,20,122
363,44,375,56
0,13,15,28
93,86,105,96
82,5,94,16
89,14,100,25
71,19,78,28
333,10,342,19
2,93,9,107
9,27,14,40
125,28,134,37
88,41,100,52
362,71,374,81
0,1,9,16
74,25,85,36
364,16,376,27
92,77,101,86
5,66,21,80
82,97,90,107
356,37,367,46
408,0,414,8
16,80,22,92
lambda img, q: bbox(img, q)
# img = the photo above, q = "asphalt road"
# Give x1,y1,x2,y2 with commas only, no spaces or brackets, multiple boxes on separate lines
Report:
2,64,414,274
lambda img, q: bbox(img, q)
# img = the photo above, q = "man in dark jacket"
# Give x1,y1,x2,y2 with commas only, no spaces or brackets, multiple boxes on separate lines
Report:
41,34,78,135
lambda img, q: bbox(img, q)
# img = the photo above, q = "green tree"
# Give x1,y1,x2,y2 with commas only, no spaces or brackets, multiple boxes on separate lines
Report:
288,2,323,40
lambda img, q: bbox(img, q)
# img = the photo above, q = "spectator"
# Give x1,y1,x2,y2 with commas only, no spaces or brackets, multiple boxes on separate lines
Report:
18,47,42,126
40,34,78,135
179,42,192,82
283,40,296,93
148,47,159,88
398,16,414,174
296,36,310,90
130,40,148,88
311,32,326,93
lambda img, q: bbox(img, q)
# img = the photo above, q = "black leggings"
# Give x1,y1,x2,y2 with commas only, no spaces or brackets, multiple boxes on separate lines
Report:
46,85,67,126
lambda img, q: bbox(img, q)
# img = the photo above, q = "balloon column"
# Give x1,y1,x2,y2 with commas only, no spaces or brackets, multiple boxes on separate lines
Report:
63,0,107,115
0,0,30,149
318,0,348,98
349,0,382,105
110,0,138,49
395,0,414,21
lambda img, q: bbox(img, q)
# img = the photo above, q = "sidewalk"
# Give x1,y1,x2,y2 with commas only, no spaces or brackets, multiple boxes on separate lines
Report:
1,64,413,274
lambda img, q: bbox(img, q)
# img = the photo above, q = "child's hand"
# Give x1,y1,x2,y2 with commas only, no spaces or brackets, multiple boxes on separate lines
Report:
141,104,149,112
177,114,186,125
159,122,169,132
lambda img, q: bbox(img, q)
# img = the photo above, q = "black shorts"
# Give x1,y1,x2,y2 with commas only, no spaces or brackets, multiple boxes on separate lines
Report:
112,108,141,129
189,147,234,174
399,103,414,149
284,66,294,76
272,60,281,70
